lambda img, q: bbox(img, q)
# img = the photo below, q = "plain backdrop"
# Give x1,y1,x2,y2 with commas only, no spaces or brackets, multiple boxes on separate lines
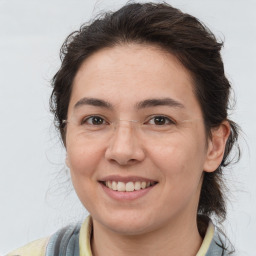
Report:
1,0,255,255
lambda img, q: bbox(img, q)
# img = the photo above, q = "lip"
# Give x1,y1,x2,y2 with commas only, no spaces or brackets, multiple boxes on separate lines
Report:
98,175,158,201
100,182,156,200
99,175,157,183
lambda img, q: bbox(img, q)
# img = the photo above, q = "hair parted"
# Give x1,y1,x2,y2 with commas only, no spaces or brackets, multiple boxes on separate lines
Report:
50,1,239,233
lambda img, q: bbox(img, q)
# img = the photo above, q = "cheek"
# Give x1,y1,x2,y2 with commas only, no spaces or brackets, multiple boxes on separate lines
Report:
66,137,104,210
148,131,206,183
148,135,206,212
66,135,104,178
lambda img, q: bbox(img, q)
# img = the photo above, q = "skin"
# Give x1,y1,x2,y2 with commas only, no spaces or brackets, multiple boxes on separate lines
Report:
65,44,230,256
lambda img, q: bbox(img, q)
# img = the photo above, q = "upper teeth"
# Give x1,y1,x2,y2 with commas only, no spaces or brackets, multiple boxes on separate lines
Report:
105,181,154,192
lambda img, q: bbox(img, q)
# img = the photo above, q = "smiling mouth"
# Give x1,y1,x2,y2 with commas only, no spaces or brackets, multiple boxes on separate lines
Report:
102,180,157,192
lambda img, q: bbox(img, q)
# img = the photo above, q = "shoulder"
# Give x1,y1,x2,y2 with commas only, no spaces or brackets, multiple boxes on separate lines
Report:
5,217,92,256
45,223,81,255
6,224,81,256
6,237,49,256
206,227,235,256
197,216,235,256
6,224,80,256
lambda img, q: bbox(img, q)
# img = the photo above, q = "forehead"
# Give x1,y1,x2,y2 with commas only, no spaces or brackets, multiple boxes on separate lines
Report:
73,43,193,91
69,44,201,117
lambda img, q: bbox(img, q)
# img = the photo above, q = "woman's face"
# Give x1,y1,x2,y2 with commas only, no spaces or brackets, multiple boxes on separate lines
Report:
65,44,214,235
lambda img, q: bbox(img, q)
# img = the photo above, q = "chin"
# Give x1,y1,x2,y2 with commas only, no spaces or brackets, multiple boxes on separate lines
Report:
93,210,156,235
107,221,153,236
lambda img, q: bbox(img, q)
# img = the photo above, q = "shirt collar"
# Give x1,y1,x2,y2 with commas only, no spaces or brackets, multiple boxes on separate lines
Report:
79,215,215,256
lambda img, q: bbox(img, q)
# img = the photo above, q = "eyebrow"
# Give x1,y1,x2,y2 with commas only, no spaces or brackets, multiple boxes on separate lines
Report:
73,97,184,110
136,98,185,109
74,97,113,109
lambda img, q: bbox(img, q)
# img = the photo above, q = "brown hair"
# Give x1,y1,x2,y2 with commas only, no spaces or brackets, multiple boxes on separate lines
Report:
50,2,239,235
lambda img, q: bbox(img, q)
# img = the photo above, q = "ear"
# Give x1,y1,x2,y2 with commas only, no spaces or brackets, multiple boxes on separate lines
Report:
203,121,230,173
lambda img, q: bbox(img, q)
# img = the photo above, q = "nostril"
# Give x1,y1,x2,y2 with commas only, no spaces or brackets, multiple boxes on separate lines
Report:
105,129,145,165
107,157,138,166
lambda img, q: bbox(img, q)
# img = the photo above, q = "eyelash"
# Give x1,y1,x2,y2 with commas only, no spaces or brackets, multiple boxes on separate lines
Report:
81,115,176,126
81,115,108,125
145,115,176,125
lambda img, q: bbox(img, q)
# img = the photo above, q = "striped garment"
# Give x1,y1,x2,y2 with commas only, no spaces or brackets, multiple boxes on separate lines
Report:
6,216,231,256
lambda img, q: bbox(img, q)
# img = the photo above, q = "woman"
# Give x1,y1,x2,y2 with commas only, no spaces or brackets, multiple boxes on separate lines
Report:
8,2,239,256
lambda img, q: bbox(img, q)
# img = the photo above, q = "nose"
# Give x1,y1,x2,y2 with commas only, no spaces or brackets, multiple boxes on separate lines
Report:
105,121,145,166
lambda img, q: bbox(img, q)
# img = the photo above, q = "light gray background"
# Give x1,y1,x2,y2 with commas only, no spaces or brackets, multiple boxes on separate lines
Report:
1,0,255,255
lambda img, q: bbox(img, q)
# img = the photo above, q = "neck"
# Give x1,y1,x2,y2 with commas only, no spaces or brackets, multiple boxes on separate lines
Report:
91,214,202,256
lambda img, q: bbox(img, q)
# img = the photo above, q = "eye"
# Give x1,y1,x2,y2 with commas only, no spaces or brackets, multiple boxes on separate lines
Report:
81,115,107,125
146,115,175,125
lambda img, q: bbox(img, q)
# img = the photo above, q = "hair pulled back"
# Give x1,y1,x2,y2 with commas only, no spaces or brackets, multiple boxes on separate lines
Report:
50,2,239,229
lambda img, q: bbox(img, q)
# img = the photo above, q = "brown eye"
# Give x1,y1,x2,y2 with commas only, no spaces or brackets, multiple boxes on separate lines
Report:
154,116,166,125
82,116,106,125
147,116,175,125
